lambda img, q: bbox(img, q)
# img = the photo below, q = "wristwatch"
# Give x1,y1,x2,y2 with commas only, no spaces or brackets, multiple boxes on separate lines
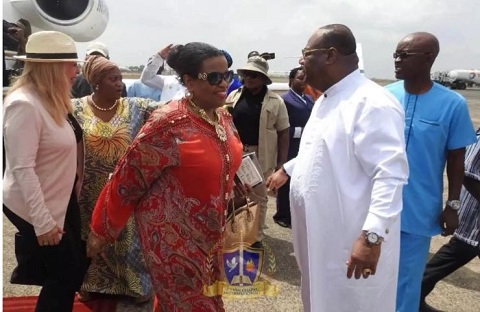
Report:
363,231,383,245
446,200,461,211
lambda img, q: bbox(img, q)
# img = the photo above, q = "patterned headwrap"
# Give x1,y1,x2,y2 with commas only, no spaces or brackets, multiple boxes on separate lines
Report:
82,55,118,87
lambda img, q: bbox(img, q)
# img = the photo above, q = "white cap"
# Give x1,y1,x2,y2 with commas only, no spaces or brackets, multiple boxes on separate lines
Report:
86,41,109,58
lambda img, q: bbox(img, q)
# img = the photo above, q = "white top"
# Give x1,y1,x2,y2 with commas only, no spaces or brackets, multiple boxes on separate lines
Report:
284,70,409,236
140,53,186,102
3,87,77,236
286,70,408,311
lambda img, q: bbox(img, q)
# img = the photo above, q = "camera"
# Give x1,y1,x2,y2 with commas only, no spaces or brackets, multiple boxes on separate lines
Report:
260,52,275,61
248,51,276,61
3,20,20,51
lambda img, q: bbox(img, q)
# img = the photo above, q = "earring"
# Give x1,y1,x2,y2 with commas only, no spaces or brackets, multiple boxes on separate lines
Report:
185,90,193,100
95,85,99,91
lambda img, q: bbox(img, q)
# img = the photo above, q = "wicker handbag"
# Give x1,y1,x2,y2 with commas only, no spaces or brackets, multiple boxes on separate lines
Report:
224,192,267,247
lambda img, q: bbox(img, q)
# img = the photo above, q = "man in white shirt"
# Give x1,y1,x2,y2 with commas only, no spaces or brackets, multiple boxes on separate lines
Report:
140,44,185,102
267,24,409,312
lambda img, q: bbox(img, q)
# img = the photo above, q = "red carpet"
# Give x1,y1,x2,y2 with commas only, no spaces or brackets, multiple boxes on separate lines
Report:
3,295,118,312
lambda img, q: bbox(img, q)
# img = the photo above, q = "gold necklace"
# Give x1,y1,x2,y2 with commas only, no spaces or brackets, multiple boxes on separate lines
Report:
88,96,118,112
188,99,227,142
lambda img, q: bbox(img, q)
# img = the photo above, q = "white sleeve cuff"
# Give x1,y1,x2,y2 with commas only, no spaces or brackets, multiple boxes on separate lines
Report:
283,158,296,176
362,212,392,241
293,127,302,138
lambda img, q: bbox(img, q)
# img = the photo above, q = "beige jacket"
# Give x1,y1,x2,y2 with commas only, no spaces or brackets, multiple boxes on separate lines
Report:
3,87,79,236
227,87,289,173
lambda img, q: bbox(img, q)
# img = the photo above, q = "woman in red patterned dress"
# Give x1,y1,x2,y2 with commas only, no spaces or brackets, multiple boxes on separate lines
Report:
86,42,243,311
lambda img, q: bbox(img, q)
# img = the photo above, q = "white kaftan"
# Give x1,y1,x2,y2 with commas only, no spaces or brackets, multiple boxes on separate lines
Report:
283,70,409,312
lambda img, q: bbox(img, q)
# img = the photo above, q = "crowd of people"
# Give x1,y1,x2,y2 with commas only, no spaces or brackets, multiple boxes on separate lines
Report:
2,23,479,312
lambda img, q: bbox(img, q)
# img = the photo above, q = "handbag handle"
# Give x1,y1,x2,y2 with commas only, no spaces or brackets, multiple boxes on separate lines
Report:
229,191,268,231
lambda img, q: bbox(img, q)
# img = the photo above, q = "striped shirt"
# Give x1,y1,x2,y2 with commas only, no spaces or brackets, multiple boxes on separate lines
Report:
454,129,480,247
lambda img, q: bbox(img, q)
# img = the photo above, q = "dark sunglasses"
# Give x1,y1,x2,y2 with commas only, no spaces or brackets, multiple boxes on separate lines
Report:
197,70,233,85
240,71,262,79
393,51,431,59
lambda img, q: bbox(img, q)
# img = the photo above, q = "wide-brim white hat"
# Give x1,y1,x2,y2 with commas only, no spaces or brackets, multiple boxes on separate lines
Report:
237,56,272,85
14,31,83,62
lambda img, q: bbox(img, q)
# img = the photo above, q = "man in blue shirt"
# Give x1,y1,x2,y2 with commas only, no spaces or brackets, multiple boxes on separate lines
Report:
419,129,480,312
127,79,162,101
385,32,476,312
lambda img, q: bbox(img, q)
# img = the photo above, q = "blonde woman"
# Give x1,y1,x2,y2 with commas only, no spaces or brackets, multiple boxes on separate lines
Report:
3,31,87,312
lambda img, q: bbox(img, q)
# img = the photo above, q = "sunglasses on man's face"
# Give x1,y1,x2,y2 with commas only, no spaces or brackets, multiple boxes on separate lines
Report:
197,70,233,86
393,51,431,59
240,71,261,79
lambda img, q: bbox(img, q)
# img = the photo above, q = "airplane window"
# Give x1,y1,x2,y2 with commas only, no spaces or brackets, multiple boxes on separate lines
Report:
35,0,89,20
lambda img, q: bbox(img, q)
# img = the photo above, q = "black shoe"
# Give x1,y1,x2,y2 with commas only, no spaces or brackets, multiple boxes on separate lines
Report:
250,241,263,249
419,300,443,312
274,219,291,229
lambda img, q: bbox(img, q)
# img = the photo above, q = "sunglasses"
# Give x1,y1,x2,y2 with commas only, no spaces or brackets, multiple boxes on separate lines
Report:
240,71,261,79
301,48,330,58
197,70,233,85
393,51,431,59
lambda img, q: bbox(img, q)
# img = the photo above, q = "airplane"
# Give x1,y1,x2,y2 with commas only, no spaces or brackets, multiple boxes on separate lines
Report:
3,0,109,42
3,0,109,89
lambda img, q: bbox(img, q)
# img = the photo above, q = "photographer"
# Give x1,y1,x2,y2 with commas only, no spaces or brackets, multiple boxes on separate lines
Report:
3,19,31,86
226,56,290,247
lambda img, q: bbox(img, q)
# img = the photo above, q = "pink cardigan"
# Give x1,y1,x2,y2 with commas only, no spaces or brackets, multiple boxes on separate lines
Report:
3,87,78,236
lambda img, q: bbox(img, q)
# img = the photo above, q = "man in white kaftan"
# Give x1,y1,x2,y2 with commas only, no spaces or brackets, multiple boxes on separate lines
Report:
267,24,409,312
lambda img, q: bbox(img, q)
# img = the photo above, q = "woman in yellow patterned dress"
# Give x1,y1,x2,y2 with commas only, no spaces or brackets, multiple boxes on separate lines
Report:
72,56,157,305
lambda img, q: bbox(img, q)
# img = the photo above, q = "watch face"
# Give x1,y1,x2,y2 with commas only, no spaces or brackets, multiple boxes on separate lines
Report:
367,232,379,244
448,200,461,210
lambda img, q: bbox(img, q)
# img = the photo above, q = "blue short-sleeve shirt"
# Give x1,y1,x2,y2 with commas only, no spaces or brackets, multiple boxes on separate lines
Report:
385,81,476,236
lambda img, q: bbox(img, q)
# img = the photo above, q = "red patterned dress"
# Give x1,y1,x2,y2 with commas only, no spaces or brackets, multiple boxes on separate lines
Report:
90,99,243,311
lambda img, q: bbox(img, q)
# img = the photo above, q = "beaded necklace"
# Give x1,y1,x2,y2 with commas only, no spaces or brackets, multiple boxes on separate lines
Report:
88,96,118,111
188,99,227,142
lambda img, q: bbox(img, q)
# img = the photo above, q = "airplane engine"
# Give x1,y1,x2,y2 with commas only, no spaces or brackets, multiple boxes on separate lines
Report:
4,0,109,42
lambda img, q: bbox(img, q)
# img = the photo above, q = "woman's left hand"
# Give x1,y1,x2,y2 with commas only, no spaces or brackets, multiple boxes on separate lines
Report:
233,183,253,198
86,232,107,259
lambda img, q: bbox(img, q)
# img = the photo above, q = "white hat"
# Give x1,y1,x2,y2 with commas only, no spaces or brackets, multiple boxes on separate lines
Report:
86,41,109,58
237,56,272,85
14,31,82,62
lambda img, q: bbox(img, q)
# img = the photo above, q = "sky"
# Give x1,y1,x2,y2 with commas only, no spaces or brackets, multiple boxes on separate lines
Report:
8,0,480,79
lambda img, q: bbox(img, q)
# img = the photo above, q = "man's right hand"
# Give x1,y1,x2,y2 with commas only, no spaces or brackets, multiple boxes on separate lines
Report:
37,225,64,247
266,168,289,191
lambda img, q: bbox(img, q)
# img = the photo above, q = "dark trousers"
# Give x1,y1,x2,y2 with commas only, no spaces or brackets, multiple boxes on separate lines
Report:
274,177,291,225
421,236,480,301
4,191,88,312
